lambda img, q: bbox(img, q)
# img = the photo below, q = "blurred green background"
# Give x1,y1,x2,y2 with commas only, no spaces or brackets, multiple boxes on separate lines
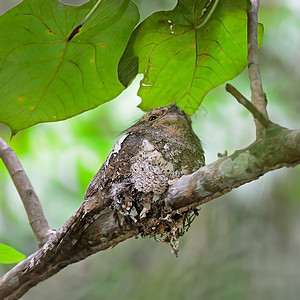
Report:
0,1,300,299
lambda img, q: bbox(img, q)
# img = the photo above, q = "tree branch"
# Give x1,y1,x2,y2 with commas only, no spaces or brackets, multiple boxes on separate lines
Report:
0,199,140,299
225,83,270,128
0,137,54,246
247,0,269,135
1,124,300,299
166,125,300,210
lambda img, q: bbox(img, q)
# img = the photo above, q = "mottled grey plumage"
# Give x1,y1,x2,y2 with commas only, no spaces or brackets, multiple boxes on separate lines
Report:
84,104,205,229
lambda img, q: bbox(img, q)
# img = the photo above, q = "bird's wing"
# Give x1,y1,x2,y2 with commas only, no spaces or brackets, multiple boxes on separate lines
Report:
83,133,142,200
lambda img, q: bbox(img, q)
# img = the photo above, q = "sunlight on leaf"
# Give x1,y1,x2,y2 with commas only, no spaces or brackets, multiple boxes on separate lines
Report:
119,0,264,115
0,0,139,134
0,243,25,264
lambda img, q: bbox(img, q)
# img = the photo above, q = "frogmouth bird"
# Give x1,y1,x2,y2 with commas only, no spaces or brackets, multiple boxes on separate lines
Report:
84,104,205,252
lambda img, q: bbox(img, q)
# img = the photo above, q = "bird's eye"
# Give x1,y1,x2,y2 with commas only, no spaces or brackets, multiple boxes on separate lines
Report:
148,115,157,122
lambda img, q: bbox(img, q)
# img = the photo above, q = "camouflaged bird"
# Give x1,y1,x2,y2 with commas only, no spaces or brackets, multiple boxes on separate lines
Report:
84,104,205,252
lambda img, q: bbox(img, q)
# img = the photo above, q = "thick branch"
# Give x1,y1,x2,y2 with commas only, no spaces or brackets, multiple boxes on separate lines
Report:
0,137,54,246
1,124,300,299
247,0,269,134
166,125,300,210
0,201,140,299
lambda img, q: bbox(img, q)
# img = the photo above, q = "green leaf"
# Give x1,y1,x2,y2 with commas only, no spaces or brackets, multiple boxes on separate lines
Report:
0,0,139,135
119,0,264,115
0,243,26,264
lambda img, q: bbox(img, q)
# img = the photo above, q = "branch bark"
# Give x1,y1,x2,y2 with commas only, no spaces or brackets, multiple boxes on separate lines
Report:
0,137,54,246
166,125,300,210
1,123,300,299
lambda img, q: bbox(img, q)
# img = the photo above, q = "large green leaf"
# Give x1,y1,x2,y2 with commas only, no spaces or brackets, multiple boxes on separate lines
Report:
119,0,263,115
0,0,139,134
0,243,25,264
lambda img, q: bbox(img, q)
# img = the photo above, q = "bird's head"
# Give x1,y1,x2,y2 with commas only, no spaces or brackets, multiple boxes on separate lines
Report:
126,104,192,137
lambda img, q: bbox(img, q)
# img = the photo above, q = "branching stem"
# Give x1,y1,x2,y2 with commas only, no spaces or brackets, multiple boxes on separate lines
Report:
225,83,270,128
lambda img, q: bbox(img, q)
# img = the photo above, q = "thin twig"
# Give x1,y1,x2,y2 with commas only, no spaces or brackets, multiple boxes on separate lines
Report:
247,0,269,125
225,84,270,128
0,137,54,246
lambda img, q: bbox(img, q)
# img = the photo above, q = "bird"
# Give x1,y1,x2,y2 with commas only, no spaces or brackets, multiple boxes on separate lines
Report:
83,104,205,252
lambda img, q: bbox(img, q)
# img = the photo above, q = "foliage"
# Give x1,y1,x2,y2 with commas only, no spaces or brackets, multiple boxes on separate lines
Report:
0,0,262,134
119,0,263,114
0,243,25,264
0,0,139,134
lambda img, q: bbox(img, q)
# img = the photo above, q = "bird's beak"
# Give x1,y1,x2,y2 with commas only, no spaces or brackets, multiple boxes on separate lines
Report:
157,113,187,126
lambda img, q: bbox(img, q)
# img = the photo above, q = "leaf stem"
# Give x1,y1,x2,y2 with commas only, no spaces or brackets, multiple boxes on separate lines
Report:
67,0,104,41
195,0,219,29
80,0,104,27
